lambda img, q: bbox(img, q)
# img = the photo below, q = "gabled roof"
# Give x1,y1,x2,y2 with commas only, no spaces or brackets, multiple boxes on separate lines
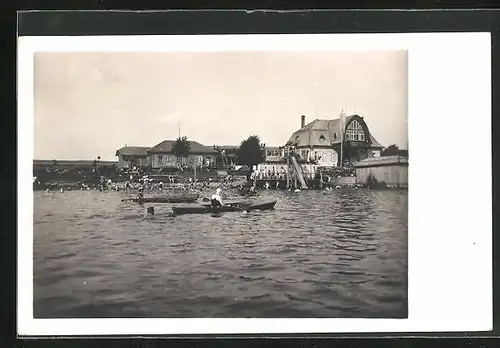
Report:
286,114,383,149
115,146,150,157
149,140,218,154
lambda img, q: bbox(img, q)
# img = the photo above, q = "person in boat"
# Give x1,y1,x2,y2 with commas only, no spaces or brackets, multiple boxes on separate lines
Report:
210,188,224,208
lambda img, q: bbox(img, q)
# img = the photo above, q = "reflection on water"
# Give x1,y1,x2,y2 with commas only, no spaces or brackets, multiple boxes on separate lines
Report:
33,189,408,318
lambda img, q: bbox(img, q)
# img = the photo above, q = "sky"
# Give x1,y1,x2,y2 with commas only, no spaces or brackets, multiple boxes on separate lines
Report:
33,50,408,161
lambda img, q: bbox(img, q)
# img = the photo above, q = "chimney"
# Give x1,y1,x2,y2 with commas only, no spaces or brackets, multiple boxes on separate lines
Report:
301,115,305,128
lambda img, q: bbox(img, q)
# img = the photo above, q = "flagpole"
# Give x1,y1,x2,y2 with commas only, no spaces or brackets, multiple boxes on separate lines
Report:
340,109,344,168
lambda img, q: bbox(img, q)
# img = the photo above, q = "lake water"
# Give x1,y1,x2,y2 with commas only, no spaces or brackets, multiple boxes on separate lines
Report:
33,188,408,318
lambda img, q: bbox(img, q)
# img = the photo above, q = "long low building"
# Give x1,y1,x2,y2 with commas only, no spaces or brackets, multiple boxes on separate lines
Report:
148,140,218,169
353,155,408,187
116,140,219,170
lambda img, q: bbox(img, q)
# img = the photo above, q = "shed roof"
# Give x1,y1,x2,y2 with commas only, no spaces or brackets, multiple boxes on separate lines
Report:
265,146,281,151
353,155,408,168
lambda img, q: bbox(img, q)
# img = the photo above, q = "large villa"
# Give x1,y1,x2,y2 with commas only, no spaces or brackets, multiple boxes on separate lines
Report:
286,113,383,167
115,113,384,170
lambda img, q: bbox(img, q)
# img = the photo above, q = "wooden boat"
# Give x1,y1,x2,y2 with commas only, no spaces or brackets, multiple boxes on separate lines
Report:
121,193,199,203
172,199,277,215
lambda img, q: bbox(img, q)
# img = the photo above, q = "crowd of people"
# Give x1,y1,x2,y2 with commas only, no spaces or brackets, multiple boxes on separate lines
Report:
250,167,289,181
318,162,356,178
249,163,356,182
34,161,243,191
35,160,362,196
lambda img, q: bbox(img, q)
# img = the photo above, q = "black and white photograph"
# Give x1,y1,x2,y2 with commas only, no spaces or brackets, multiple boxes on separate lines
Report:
17,32,492,335
31,48,409,319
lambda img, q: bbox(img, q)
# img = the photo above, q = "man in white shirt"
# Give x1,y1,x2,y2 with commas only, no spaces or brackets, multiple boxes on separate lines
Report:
210,188,224,208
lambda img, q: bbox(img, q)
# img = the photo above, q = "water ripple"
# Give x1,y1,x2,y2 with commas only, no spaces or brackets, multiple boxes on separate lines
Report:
34,189,408,318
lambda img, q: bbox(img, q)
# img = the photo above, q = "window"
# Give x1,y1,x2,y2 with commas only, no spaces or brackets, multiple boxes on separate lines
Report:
345,120,366,142
319,135,327,143
333,133,337,140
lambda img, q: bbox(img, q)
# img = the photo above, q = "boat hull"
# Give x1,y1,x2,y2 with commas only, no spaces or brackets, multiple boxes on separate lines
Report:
122,194,199,203
172,200,277,215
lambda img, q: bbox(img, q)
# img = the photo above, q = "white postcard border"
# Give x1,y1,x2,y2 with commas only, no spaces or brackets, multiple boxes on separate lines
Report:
17,33,492,336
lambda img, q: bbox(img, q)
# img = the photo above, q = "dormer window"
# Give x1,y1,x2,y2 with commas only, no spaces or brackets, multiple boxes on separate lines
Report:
345,120,366,141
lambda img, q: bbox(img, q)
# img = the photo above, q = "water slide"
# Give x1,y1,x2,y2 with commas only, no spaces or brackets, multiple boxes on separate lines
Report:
290,155,308,189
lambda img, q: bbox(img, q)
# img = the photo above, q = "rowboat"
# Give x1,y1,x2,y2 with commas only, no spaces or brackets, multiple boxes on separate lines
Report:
121,193,199,203
172,199,277,215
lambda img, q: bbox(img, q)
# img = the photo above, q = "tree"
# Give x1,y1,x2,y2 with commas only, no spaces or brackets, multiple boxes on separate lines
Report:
236,135,265,167
172,136,191,167
381,144,399,156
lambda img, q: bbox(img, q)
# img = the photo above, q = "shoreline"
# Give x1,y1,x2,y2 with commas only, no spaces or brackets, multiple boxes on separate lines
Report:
33,182,408,192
